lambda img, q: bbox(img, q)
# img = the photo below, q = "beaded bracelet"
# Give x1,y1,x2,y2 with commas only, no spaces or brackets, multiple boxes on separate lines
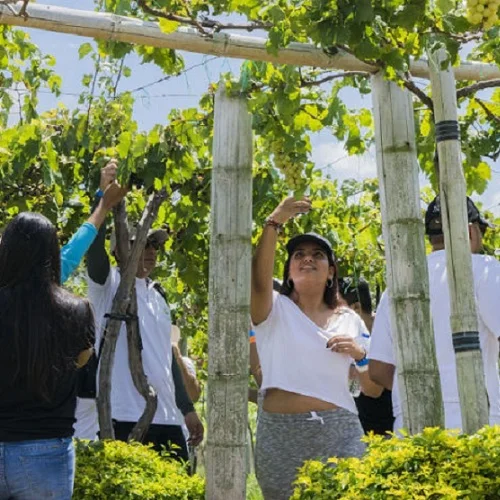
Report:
249,330,256,344
265,216,283,233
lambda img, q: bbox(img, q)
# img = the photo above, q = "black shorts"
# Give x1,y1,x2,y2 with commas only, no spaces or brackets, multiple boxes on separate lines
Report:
355,389,394,435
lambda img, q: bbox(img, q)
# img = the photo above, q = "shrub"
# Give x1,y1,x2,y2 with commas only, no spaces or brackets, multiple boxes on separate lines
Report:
292,426,500,499
74,439,205,499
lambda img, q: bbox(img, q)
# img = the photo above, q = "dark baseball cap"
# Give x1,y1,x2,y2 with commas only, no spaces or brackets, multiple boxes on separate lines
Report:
425,195,493,236
286,232,336,264
110,227,169,252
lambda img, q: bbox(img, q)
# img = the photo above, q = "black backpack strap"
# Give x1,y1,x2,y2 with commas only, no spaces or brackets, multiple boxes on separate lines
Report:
150,279,169,304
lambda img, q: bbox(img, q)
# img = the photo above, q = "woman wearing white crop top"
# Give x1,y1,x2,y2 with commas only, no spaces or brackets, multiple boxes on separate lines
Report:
251,197,382,500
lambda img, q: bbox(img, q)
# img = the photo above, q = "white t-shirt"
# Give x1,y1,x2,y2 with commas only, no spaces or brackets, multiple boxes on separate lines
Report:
370,250,500,431
74,268,182,439
182,356,197,378
254,292,369,414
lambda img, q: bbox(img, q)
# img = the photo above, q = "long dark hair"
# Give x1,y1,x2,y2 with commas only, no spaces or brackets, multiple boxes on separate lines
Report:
0,212,93,401
280,253,345,310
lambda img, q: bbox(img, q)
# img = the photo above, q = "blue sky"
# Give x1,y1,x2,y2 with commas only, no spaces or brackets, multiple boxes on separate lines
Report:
26,0,500,216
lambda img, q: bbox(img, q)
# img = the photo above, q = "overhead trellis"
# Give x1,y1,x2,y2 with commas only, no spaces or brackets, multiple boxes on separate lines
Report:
0,2,500,82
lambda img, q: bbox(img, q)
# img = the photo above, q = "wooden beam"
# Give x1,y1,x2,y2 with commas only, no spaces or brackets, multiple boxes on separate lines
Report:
1,2,499,82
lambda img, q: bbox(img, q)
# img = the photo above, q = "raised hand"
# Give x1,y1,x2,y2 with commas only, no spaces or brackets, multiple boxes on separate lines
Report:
101,182,128,210
270,196,312,224
100,159,118,191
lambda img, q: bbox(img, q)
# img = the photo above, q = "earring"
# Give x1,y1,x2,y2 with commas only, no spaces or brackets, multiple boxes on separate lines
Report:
286,278,294,289
326,279,334,289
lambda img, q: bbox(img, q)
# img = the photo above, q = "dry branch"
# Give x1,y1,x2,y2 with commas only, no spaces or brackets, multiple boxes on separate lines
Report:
402,77,435,112
97,190,165,438
300,71,370,87
457,79,500,99
138,0,270,34
475,98,500,124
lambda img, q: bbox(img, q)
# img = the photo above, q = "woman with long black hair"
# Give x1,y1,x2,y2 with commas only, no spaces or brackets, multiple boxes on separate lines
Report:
252,197,382,500
0,212,95,500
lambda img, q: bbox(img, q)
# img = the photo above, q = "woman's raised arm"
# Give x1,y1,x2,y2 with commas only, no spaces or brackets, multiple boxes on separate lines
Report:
251,197,311,325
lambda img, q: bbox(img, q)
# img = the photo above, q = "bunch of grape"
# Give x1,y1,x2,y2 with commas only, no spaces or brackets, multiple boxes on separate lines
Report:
467,0,499,30
270,139,306,192
275,155,305,191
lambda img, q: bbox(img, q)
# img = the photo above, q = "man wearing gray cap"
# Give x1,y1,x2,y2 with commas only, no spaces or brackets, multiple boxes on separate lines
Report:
369,195,500,432
74,161,203,459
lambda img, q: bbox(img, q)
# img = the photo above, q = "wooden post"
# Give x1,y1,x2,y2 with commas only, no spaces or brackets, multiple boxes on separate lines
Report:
371,74,444,433
428,47,488,433
206,85,252,500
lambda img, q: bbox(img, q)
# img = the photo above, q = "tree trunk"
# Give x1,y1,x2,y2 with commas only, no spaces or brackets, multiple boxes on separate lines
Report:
371,74,444,433
125,190,166,442
125,288,158,442
97,190,165,438
427,47,488,433
206,86,253,500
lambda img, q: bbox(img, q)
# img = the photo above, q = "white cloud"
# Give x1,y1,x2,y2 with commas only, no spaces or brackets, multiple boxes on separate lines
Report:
312,141,378,182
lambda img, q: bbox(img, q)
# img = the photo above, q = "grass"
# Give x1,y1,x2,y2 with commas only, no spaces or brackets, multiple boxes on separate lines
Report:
247,474,263,500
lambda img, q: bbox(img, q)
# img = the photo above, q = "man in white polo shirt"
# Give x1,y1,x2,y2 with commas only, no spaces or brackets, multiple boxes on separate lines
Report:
74,162,204,459
369,195,500,432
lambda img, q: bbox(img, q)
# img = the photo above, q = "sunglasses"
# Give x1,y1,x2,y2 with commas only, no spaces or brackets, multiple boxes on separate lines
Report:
128,238,164,251
145,238,164,251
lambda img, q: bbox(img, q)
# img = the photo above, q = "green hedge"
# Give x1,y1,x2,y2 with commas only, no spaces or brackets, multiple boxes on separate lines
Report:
292,426,500,499
74,439,204,499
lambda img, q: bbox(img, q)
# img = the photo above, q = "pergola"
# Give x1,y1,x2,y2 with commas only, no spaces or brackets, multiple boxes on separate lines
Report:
2,3,499,499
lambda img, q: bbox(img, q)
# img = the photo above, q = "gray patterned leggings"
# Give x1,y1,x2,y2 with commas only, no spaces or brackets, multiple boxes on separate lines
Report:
255,407,365,500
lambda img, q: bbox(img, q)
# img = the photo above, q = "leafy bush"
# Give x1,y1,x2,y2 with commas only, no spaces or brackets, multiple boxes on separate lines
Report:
292,426,500,499
74,439,204,499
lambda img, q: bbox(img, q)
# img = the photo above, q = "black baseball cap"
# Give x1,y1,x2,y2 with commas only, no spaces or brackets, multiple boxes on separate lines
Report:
425,195,492,236
286,232,336,264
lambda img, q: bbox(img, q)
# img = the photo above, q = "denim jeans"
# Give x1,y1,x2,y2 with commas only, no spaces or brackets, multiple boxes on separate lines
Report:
0,437,74,500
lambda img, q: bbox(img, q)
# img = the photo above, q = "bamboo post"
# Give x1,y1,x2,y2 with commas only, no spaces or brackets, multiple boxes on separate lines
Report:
206,85,252,500
371,73,444,433
427,47,488,433
0,2,499,81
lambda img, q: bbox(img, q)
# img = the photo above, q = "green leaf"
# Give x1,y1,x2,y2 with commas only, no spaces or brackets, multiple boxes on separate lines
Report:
355,0,374,23
159,18,181,34
436,0,454,15
78,43,93,60
117,131,132,159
